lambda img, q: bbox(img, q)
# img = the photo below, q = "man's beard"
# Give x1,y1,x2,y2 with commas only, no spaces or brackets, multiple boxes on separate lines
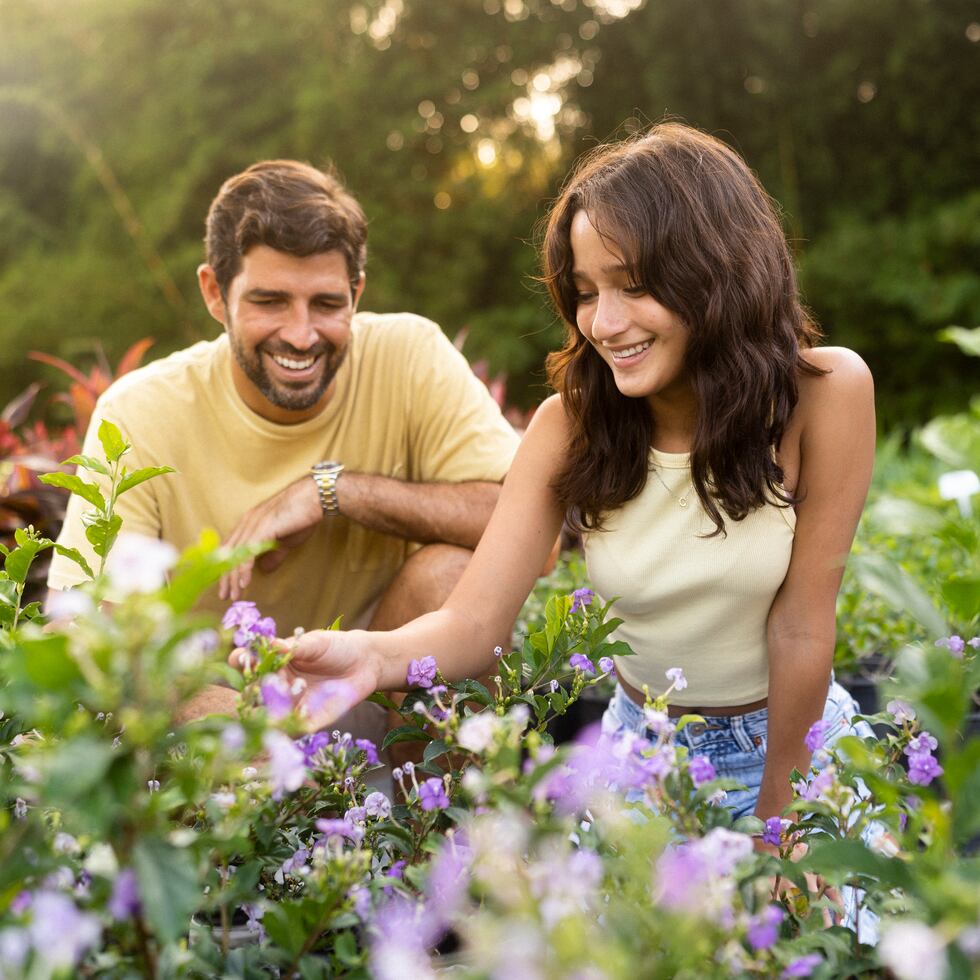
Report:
228,332,346,412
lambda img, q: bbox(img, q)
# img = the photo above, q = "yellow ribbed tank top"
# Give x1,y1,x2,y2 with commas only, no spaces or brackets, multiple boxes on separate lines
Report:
583,448,796,707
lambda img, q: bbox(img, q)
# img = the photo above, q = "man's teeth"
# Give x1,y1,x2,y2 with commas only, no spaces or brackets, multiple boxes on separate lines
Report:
271,354,316,370
611,341,652,360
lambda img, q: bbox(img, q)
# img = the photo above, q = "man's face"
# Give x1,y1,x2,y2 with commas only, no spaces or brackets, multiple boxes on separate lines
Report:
202,245,364,424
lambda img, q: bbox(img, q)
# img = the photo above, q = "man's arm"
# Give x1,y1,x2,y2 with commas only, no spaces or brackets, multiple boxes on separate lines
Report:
218,470,502,601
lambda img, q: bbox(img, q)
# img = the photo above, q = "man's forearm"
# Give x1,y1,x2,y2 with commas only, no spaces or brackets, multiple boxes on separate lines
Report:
336,473,501,549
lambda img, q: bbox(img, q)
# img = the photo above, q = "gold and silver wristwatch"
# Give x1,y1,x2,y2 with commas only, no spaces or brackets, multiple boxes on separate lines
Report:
310,461,344,516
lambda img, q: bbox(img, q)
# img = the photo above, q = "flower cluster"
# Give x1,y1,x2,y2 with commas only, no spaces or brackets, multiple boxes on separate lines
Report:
905,730,943,786
221,600,276,649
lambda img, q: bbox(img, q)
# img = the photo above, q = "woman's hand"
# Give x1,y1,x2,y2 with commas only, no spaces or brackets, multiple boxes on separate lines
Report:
230,628,382,730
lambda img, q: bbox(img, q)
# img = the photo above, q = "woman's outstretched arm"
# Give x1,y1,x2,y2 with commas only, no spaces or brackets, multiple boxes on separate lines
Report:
754,346,876,822
270,395,570,726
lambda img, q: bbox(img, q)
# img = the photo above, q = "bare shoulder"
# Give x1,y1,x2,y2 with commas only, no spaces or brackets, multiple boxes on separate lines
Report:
800,346,874,392
526,393,573,440
797,346,874,418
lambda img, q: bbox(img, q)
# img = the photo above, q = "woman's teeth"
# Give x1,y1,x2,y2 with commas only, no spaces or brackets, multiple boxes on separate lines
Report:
611,341,652,360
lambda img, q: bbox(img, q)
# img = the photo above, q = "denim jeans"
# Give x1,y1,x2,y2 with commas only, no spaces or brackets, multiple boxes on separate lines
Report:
600,678,880,941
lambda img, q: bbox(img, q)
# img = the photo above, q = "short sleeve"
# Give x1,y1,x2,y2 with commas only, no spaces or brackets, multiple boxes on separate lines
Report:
403,321,521,484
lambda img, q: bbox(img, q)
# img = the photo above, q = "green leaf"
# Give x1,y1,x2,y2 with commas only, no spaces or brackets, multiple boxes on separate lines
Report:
85,514,123,559
423,739,451,766
452,679,493,706
941,573,980,623
39,471,107,512
63,454,110,476
117,465,176,496
133,838,201,943
849,552,947,637
97,418,130,463
938,325,980,358
44,737,115,802
381,725,431,750
802,838,913,891
19,633,84,690
4,542,42,585
53,544,94,579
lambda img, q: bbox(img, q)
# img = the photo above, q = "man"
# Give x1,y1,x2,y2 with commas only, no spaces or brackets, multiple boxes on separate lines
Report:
47,160,520,729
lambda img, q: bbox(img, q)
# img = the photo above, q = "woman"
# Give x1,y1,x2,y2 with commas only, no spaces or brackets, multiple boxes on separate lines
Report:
271,122,876,827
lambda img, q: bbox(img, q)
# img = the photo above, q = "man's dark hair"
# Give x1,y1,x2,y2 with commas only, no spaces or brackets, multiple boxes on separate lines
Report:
204,160,367,297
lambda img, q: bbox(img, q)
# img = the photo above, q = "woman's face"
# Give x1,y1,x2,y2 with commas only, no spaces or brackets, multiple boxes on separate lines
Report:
570,209,692,409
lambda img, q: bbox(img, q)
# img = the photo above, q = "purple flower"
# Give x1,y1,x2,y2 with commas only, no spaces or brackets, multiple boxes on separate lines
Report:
688,755,716,787
906,731,938,755
406,656,438,689
569,653,595,674
936,635,965,657
242,903,266,942
782,953,823,977
297,731,331,765
263,731,307,798
280,848,310,875
418,777,450,812
570,588,595,613
907,752,943,786
969,637,980,649
598,656,615,675
762,816,784,846
665,667,687,691
305,679,357,719
108,869,141,920
370,896,439,979
365,791,392,819
10,891,32,915
747,905,784,950
27,891,101,971
804,719,829,753
887,699,916,724
795,766,835,802
356,738,380,766
222,601,277,648
316,818,363,845
260,675,293,721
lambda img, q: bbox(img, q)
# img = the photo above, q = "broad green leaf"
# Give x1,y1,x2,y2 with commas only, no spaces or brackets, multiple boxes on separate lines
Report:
97,418,129,463
19,633,83,690
849,552,947,637
39,472,107,512
63,454,110,476
52,544,95,579
941,573,980,623
802,838,913,891
85,514,123,559
117,465,176,496
423,739,451,766
133,838,201,943
939,325,980,357
44,737,114,801
453,679,493,705
3,542,41,585
919,413,980,470
381,725,431,750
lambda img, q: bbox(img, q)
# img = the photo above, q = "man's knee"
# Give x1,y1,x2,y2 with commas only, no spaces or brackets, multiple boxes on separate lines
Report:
369,543,472,631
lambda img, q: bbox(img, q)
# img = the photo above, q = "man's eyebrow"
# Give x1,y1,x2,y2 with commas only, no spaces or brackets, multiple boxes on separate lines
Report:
243,288,349,303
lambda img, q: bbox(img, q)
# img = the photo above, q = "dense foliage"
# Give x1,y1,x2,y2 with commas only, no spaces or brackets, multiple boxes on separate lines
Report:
2,0,979,424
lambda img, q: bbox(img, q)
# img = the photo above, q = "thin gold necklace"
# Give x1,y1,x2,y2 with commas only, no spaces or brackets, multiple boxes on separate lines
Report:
651,465,692,508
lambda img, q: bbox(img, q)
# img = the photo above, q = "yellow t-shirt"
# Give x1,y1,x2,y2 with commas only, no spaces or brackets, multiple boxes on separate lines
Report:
48,312,521,634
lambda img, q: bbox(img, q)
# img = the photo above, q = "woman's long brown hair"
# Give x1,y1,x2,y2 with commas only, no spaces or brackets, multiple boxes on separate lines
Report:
543,123,823,535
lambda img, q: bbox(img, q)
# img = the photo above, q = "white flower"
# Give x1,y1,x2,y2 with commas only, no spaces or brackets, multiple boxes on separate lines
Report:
45,589,95,621
210,792,236,810
887,699,916,724
665,667,688,691
880,920,948,980
263,730,306,797
83,843,118,877
53,833,79,855
695,828,754,876
364,791,392,819
457,712,501,753
867,827,900,858
106,532,178,594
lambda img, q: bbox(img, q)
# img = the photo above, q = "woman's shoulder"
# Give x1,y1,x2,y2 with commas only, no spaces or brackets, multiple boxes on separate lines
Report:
800,345,873,387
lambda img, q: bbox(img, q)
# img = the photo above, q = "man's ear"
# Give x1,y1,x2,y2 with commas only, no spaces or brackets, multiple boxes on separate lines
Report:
197,264,228,327
351,272,366,312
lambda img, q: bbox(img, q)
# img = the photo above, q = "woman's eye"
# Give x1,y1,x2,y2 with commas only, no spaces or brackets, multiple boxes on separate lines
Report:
575,291,596,303
623,286,648,297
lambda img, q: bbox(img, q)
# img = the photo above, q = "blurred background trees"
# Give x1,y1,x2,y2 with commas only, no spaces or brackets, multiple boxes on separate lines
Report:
1,0,978,427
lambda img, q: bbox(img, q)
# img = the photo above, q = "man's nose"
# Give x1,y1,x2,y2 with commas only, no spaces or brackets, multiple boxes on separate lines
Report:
277,307,320,351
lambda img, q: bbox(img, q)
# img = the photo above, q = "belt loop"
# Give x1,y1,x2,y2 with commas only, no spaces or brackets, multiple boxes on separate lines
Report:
731,715,756,753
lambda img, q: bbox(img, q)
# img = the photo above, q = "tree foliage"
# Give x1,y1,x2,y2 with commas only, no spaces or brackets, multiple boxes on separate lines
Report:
1,0,977,423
